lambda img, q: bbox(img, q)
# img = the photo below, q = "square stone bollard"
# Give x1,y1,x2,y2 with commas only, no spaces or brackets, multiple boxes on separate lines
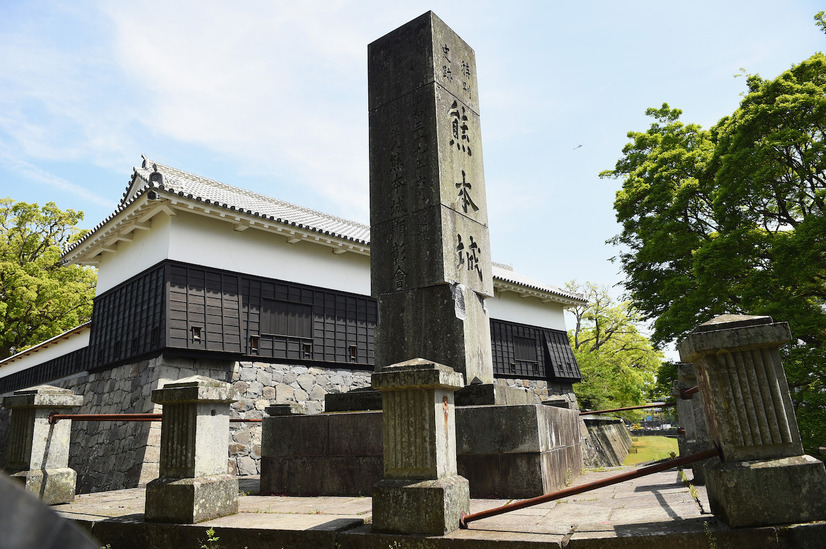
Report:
144,376,238,523
2,385,83,504
679,314,826,527
671,362,711,484
371,359,470,535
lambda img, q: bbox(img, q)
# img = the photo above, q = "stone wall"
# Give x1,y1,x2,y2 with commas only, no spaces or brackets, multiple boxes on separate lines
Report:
581,416,633,468
493,378,579,409
2,357,567,493
228,362,372,476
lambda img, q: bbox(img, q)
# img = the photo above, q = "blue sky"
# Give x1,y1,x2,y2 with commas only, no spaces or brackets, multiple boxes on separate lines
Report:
1,1,823,295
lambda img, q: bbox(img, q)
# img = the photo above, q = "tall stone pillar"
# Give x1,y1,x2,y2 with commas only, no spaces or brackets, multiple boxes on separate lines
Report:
369,11,493,385
372,359,469,535
679,314,826,526
2,385,83,504
671,362,711,484
144,376,238,523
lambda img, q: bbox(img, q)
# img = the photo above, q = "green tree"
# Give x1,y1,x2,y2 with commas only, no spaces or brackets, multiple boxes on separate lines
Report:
603,53,826,454
0,199,97,358
567,282,664,413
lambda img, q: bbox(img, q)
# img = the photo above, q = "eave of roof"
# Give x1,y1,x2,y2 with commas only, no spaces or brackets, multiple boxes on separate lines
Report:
0,323,91,368
63,157,586,306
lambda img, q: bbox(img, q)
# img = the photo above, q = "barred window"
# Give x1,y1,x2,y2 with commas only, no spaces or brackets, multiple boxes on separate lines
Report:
261,299,313,338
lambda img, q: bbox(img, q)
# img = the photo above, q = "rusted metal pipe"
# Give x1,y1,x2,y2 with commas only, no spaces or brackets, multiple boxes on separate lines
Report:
459,447,720,529
49,413,162,424
579,402,674,416
49,414,261,424
49,413,264,424
680,385,700,399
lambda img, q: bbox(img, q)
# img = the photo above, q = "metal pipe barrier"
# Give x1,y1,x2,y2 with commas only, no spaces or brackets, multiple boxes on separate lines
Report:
579,402,673,416
49,412,261,424
578,385,699,416
459,447,720,529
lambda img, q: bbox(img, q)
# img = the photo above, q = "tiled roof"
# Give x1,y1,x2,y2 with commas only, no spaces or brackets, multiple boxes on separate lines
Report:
491,263,583,303
131,156,371,244
67,156,585,305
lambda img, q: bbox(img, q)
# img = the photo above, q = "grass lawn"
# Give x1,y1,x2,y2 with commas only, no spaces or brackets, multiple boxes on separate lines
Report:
623,436,679,465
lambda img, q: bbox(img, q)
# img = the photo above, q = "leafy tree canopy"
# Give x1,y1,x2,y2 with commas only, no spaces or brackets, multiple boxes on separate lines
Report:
0,199,97,358
602,52,826,453
567,281,664,414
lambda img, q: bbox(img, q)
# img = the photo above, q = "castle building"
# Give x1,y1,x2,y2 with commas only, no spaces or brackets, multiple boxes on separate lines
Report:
0,157,585,492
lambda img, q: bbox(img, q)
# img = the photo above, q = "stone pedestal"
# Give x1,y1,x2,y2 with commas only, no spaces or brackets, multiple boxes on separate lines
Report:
2,386,83,504
371,359,469,535
679,314,826,527
144,376,238,523
672,362,711,484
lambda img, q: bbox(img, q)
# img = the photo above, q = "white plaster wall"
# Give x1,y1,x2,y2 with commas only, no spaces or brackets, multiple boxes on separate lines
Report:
166,211,371,296
95,214,172,295
0,329,90,381
486,290,567,331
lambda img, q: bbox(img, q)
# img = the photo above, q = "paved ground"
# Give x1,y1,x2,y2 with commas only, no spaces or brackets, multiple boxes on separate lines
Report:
54,466,825,548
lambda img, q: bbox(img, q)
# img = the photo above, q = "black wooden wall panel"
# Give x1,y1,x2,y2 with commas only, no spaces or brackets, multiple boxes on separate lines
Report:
88,264,165,368
166,261,377,367
489,318,581,382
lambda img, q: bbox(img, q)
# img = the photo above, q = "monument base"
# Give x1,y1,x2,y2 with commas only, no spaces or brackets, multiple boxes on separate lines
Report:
260,404,582,498
325,383,538,412
705,455,826,527
372,476,470,535
10,467,77,505
145,474,239,524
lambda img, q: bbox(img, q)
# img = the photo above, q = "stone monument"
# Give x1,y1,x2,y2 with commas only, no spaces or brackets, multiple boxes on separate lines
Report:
260,11,584,503
679,314,826,527
369,10,493,385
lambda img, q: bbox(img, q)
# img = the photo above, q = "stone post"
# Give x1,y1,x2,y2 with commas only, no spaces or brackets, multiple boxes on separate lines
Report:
671,362,711,484
144,376,238,523
679,314,826,526
371,359,469,535
2,386,83,504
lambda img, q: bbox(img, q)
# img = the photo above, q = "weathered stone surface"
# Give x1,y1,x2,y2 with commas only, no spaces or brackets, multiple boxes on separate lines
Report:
3,385,83,504
369,10,494,388
581,416,633,468
455,382,536,406
704,455,826,527
374,284,493,384
679,315,802,462
673,362,711,484
11,467,78,506
146,375,238,523
372,476,470,535
144,474,239,523
680,314,826,527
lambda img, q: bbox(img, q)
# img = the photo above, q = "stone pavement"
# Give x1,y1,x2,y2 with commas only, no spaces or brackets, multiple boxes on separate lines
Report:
54,467,825,548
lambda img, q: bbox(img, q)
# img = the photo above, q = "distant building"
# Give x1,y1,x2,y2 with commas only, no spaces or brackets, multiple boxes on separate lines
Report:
0,157,585,491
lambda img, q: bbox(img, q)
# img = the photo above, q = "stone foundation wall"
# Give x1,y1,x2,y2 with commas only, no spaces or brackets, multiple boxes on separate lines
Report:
581,416,633,468
494,378,579,409
2,358,565,493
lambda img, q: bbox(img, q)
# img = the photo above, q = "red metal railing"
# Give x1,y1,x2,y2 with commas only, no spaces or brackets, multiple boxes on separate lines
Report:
459,446,719,529
49,412,261,424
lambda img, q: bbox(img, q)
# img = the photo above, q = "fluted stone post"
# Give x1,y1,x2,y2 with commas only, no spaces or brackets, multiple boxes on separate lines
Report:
372,359,469,535
679,314,826,526
145,376,238,523
2,386,83,504
671,362,711,484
